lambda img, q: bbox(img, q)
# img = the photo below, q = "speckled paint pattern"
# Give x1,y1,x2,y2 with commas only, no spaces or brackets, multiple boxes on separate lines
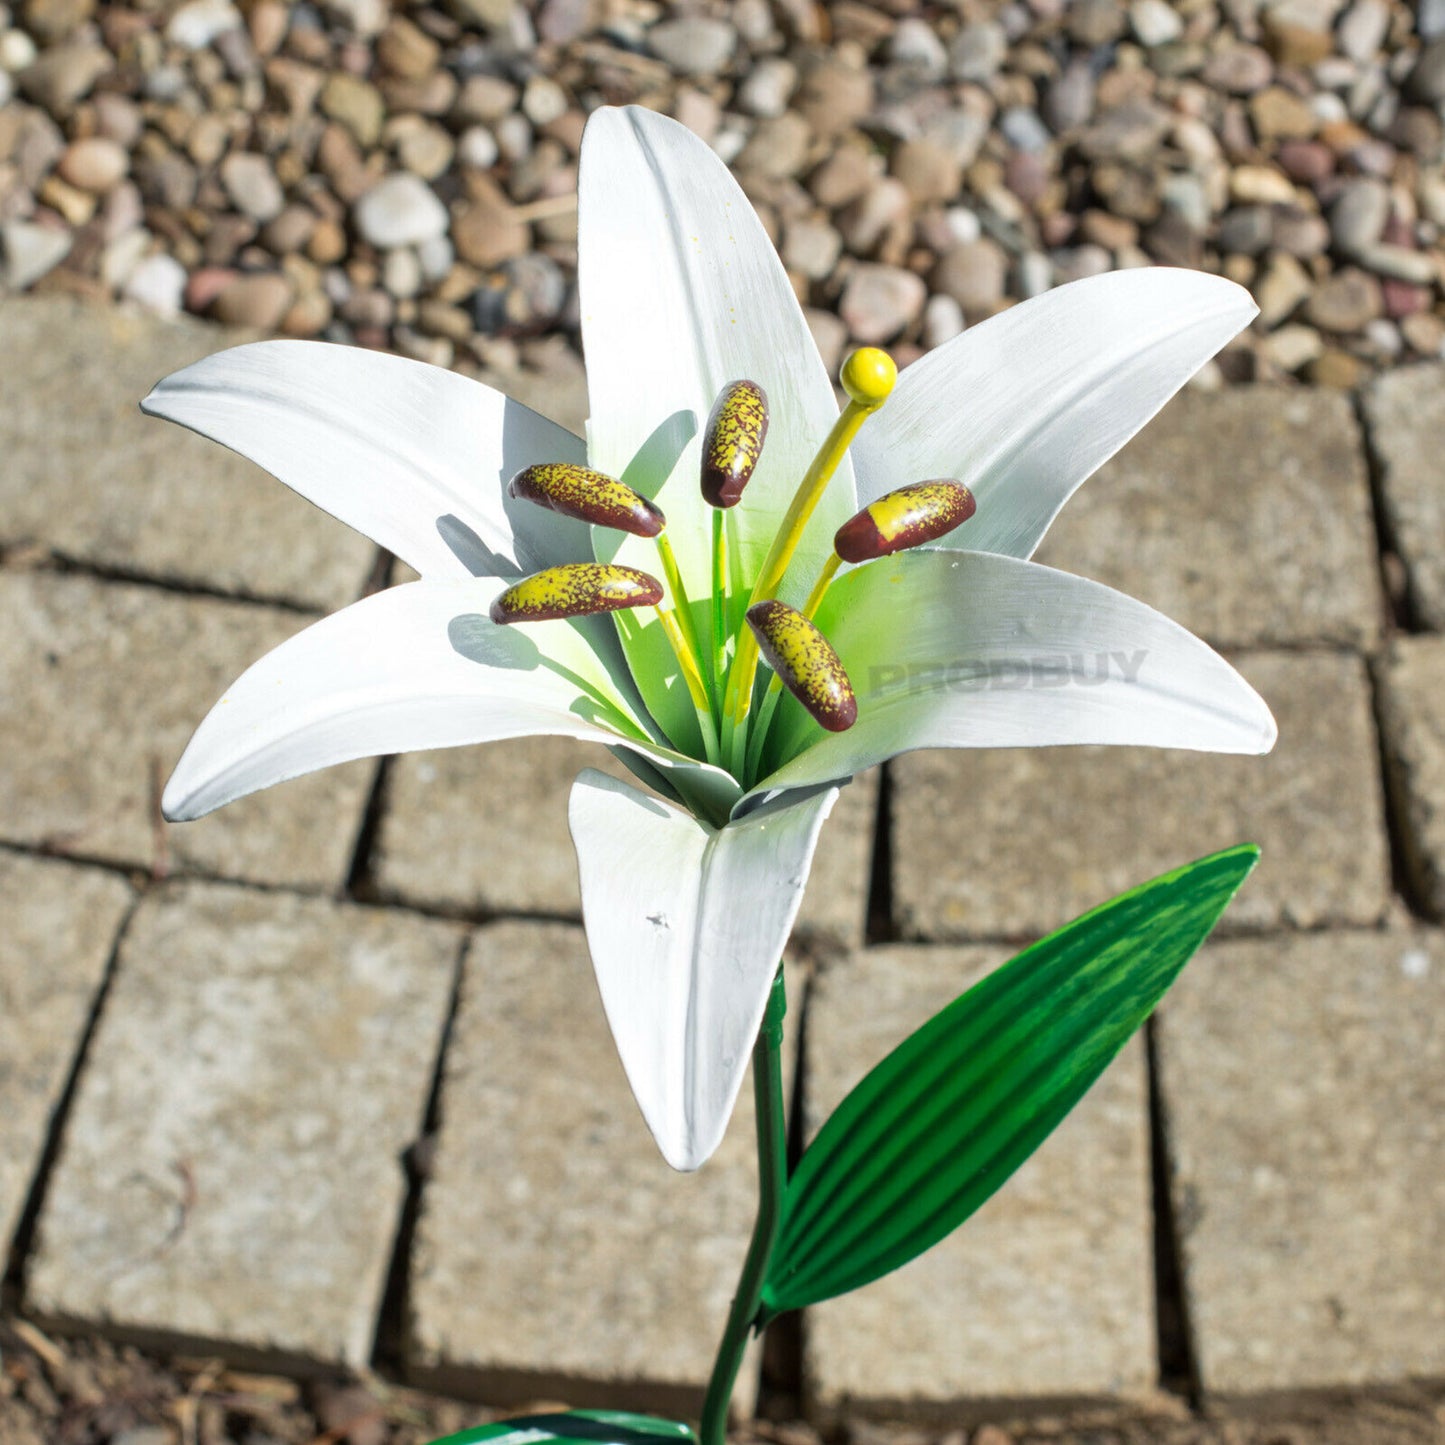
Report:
746,598,857,732
509,462,666,537
701,380,769,509
835,480,976,563
490,563,663,624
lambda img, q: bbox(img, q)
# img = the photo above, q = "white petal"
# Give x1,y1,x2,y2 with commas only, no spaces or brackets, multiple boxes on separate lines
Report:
164,579,740,822
142,341,589,580
752,549,1277,794
578,106,851,605
569,768,838,1171
850,270,1258,560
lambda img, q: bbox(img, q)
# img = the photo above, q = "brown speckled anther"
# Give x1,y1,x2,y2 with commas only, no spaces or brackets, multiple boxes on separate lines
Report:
834,480,976,563
746,599,857,732
701,380,769,508
490,563,664,624
509,462,666,537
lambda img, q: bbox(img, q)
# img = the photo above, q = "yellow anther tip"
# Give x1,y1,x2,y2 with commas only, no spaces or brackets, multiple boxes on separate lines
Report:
840,348,897,407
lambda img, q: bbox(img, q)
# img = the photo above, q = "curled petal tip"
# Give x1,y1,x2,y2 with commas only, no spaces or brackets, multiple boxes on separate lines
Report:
835,480,976,563
747,599,857,732
508,462,665,537
490,563,664,624
701,380,769,508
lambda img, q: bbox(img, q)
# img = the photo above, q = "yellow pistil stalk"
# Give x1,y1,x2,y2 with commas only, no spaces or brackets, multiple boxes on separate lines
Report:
723,348,896,774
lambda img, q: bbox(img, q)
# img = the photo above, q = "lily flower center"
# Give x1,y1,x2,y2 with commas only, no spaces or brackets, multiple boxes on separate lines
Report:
497,348,978,788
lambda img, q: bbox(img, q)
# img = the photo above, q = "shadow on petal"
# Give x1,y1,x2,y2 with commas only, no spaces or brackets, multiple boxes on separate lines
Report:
620,408,696,501
437,513,527,580
447,613,543,669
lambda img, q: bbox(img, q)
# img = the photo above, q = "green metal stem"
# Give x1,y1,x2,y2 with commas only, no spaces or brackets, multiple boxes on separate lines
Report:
699,969,788,1445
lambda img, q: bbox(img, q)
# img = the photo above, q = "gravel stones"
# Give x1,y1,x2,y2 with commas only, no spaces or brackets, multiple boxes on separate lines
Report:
0,220,72,288
218,151,283,222
353,171,447,249
646,17,735,78
839,263,926,344
0,0,1438,383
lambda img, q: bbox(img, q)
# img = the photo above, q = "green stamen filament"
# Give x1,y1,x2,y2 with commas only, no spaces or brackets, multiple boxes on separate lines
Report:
654,604,720,765
711,507,728,699
653,529,710,710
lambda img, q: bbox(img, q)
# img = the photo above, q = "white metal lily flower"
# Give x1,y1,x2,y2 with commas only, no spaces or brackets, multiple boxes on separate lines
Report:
145,105,1275,1173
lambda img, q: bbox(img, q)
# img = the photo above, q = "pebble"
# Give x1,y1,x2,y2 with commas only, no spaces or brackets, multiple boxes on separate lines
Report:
1203,45,1274,94
647,18,736,78
1330,177,1391,255
839,262,926,344
1130,0,1184,46
122,250,187,314
219,151,284,223
56,137,128,194
737,57,796,119
1306,267,1385,331
457,126,499,171
949,22,1007,83
166,0,241,49
452,176,527,269
0,219,71,288
932,238,1008,317
321,72,385,148
1406,38,1445,104
353,171,448,249
377,15,438,79
382,244,422,299
1043,61,1096,132
891,139,961,206
735,113,810,180
922,292,965,348
999,107,1053,154
16,41,109,112
211,270,293,327
783,217,841,280
1254,251,1314,325
888,18,949,85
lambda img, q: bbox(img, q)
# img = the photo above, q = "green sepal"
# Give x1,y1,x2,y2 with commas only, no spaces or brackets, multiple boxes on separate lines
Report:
428,1409,697,1445
759,842,1261,1317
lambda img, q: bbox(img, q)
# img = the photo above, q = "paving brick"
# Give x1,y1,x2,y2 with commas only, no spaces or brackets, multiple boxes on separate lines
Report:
1363,364,1445,631
0,853,133,1255
375,739,877,947
892,651,1389,939
0,295,376,612
408,919,796,1415
1156,928,1445,1393
1377,636,1445,922
0,570,373,890
1037,388,1383,650
26,881,462,1369
802,944,1153,1418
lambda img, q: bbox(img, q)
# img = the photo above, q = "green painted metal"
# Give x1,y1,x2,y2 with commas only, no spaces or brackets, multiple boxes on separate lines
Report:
759,843,1261,1317
428,1409,697,1445
699,968,789,1445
